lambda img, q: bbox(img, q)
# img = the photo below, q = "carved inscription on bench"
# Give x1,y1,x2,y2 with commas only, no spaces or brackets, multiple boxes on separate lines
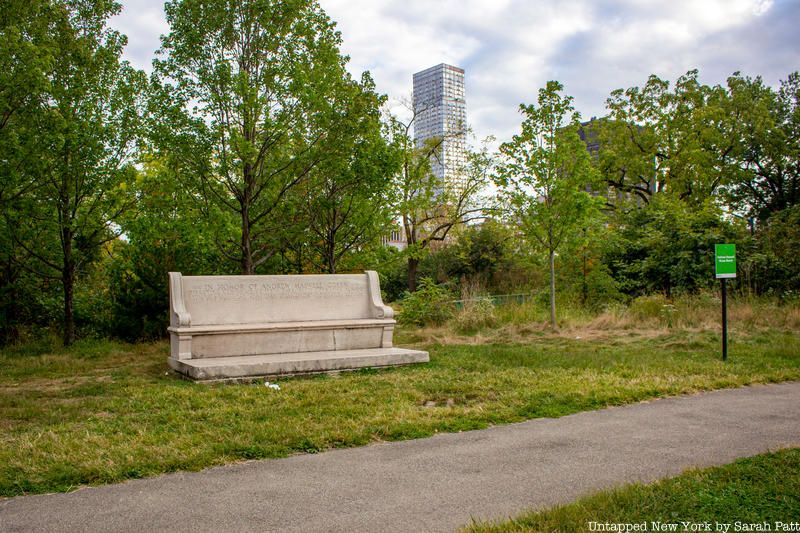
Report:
181,274,372,325
187,280,362,304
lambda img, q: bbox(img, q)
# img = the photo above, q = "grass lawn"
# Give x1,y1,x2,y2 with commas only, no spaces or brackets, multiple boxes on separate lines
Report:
1,320,799,498
465,448,800,532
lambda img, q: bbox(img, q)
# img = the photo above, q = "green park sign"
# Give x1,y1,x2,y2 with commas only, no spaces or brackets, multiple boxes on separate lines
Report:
715,244,736,279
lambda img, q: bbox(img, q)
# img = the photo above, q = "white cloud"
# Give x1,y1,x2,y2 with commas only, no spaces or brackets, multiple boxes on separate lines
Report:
751,0,774,16
109,1,168,71
111,0,796,150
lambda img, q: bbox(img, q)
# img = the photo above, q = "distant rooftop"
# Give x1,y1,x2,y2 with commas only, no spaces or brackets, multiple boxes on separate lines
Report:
413,63,465,78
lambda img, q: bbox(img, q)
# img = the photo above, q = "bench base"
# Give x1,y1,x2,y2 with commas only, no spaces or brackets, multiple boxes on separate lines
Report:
168,347,429,381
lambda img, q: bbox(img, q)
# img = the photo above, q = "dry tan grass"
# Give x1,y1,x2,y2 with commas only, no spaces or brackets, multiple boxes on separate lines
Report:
0,374,115,395
396,297,799,346
398,320,665,346
788,307,800,329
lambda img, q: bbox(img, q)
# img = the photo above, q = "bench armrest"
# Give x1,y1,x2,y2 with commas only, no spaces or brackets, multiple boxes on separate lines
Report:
366,270,394,319
169,272,192,327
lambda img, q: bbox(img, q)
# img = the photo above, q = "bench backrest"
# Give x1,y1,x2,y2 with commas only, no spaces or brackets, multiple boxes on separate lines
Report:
169,271,391,327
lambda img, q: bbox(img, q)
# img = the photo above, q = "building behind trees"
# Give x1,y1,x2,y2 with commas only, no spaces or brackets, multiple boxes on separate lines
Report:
413,63,468,193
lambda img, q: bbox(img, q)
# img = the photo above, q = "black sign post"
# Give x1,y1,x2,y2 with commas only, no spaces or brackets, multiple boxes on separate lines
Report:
715,244,736,362
721,278,727,361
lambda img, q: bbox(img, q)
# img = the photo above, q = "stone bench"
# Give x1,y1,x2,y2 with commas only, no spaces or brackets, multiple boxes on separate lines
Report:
167,271,428,381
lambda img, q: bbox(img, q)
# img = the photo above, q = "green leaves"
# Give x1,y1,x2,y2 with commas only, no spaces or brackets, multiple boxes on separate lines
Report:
598,69,799,216
603,196,737,296
387,105,492,291
300,78,397,273
495,81,602,326
723,71,800,222
155,0,369,274
1,0,147,345
496,81,600,251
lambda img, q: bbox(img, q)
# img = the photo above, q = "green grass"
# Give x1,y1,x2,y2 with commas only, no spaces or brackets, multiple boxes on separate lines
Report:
465,448,800,532
1,325,799,497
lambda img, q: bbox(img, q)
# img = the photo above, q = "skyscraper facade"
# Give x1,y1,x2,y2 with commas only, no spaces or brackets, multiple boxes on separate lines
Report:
412,64,467,191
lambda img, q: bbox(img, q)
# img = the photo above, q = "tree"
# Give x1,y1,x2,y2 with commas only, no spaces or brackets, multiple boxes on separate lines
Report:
0,0,55,186
5,1,146,345
442,218,514,289
110,155,230,340
597,70,798,252
388,106,491,291
602,196,740,297
724,72,800,223
496,81,601,328
0,0,61,343
740,205,800,295
154,0,364,274
302,74,398,273
599,70,739,208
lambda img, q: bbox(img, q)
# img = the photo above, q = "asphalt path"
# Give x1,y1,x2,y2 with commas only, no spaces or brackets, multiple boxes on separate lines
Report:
2,382,799,532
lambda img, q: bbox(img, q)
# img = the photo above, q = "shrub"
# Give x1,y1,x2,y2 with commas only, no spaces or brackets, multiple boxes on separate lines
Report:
397,278,454,326
628,294,670,321
452,297,497,333
602,196,741,296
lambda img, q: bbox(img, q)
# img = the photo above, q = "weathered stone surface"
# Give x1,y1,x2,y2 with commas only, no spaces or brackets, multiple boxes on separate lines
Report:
167,271,428,380
168,347,430,381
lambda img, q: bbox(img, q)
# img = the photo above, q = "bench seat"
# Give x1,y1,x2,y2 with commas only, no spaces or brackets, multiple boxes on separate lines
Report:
168,318,394,335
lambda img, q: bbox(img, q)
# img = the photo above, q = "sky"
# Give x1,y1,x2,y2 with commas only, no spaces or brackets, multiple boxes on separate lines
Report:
110,0,800,148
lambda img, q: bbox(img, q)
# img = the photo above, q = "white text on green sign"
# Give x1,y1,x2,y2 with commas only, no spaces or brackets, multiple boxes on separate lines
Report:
715,243,736,279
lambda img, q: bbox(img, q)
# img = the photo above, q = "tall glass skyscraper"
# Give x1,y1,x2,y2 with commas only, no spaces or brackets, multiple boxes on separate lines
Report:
412,64,467,192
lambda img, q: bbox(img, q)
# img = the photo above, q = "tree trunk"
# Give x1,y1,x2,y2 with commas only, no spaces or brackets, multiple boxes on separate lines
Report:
549,248,557,329
407,257,419,292
62,231,75,346
295,245,303,274
240,203,253,275
327,208,337,274
326,234,336,274
1,259,20,345
582,246,588,306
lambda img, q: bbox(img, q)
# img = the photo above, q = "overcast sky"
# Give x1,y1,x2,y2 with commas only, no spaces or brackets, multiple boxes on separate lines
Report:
110,0,800,147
